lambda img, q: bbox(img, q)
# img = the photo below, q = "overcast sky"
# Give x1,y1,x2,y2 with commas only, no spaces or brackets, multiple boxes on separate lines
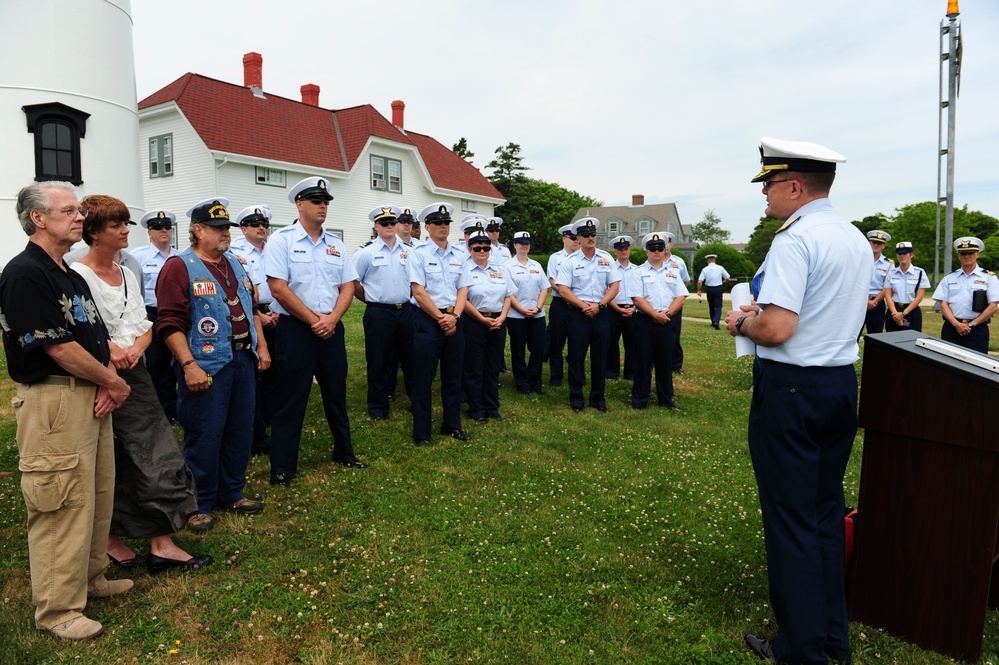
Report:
132,1,998,243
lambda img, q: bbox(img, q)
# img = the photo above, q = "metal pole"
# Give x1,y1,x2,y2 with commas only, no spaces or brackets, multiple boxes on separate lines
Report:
944,15,959,276
935,18,945,285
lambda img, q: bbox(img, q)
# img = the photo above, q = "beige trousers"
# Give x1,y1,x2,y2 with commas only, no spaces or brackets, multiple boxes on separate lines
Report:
15,381,114,629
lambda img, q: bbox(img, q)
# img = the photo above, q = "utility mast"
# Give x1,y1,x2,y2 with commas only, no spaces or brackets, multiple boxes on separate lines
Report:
935,0,962,282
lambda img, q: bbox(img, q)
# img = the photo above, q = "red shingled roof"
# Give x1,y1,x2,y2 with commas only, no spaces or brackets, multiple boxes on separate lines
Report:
138,74,502,199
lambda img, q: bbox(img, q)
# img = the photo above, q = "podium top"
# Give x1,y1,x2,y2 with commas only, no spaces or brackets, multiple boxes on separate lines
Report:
865,330,999,387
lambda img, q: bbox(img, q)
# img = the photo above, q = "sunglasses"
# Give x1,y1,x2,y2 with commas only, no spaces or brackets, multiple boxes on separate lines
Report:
427,220,451,226
470,246,491,253
646,244,666,252
577,230,597,238
147,223,173,231
241,221,269,228
376,220,397,227
306,197,330,205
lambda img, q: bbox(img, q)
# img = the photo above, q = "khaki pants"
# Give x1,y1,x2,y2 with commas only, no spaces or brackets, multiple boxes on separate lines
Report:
15,381,114,629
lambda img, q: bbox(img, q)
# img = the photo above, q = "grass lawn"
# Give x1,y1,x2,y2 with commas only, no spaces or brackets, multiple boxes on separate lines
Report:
0,300,994,664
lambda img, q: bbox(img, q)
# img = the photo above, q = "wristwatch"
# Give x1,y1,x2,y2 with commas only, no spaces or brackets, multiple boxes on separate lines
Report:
598,303,607,310
735,315,748,335
969,321,976,328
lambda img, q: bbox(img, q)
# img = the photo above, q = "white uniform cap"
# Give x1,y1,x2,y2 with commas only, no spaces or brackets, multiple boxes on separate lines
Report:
705,254,718,260
642,233,669,247
460,215,488,233
513,231,532,243
369,206,402,223
955,237,984,252
236,205,272,225
467,230,490,246
140,210,176,229
486,216,503,228
609,235,632,248
418,202,454,224
895,241,914,253
288,176,334,204
867,229,892,243
752,137,846,183
570,217,600,234
558,223,576,236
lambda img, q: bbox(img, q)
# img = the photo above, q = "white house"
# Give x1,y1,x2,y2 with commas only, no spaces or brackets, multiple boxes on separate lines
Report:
138,53,504,252
0,0,144,268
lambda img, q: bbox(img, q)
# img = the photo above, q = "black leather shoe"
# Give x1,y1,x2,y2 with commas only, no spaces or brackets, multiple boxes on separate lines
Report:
532,387,545,395
488,414,506,422
333,458,368,469
108,553,146,569
440,426,471,441
147,553,214,575
744,634,776,663
572,405,584,413
673,368,684,375
591,404,608,413
370,414,388,421
470,416,488,424
414,439,433,447
270,473,292,486
549,380,562,387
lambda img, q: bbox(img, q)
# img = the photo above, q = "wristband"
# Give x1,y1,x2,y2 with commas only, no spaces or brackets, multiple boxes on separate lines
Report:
182,359,197,368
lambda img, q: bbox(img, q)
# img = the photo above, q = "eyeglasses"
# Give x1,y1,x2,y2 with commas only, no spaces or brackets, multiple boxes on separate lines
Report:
147,222,173,231
242,221,269,228
577,230,597,238
306,197,330,206
54,206,88,219
646,244,666,252
427,220,451,226
376,220,397,227
763,179,793,190
563,234,578,241
470,246,491,253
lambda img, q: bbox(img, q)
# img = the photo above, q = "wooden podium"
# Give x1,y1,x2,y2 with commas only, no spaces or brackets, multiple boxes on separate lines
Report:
850,330,999,661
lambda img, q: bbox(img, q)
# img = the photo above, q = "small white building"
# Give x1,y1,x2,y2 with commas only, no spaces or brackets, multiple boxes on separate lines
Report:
0,0,144,268
138,53,504,252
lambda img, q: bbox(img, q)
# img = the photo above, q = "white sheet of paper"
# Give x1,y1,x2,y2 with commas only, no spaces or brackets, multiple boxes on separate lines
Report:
731,282,757,359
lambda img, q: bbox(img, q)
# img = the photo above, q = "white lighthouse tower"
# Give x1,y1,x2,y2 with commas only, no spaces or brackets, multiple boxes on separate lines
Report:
0,0,144,267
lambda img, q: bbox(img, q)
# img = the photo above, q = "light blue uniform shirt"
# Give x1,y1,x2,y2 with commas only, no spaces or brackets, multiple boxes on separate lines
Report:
754,198,872,367
229,237,273,306
665,254,690,282
698,262,730,287
547,249,573,299
459,261,514,313
932,265,999,319
870,254,893,296
555,248,620,302
613,262,637,305
130,242,181,307
408,241,465,308
629,261,689,310
490,243,512,263
886,264,930,303
352,237,413,305
504,257,548,320
263,224,358,316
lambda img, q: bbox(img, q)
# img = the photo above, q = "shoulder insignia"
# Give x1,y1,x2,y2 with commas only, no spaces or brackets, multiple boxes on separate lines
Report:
989,271,996,276
774,215,801,234
360,240,373,249
888,258,895,265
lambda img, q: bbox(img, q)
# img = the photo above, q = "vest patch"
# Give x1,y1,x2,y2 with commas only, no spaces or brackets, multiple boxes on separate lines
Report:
193,279,217,296
198,317,219,336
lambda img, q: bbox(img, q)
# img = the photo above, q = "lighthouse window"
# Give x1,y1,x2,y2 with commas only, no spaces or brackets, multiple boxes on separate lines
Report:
23,102,89,186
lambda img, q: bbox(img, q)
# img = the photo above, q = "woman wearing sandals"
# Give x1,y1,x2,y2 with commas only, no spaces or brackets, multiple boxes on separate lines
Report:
70,195,212,574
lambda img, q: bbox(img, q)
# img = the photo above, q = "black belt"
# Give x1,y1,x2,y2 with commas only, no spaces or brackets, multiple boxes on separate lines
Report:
479,311,499,318
232,341,252,351
958,318,989,326
895,303,910,309
438,306,455,314
30,375,96,388
258,302,272,314
367,302,407,310
620,304,633,309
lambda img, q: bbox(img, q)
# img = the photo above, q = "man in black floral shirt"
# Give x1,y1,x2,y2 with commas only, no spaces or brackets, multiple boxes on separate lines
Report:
0,182,132,641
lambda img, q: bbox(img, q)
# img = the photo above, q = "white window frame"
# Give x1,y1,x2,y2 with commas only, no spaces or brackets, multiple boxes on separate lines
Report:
255,166,286,187
607,220,621,235
370,155,401,192
149,134,173,178
461,199,477,212
636,219,653,236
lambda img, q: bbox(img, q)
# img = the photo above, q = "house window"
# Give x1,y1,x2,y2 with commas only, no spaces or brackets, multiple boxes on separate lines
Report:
329,229,344,242
636,219,652,236
606,220,621,235
370,155,401,192
23,102,90,186
149,134,173,178
461,199,477,213
255,167,286,187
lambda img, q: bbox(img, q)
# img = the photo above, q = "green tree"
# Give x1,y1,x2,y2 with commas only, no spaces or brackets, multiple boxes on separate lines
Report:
692,209,731,244
742,215,783,267
692,244,756,290
486,142,530,190
452,137,475,163
851,213,890,239
495,178,601,254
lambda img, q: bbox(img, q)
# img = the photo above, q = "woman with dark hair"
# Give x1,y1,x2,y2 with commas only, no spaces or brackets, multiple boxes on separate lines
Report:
71,194,211,574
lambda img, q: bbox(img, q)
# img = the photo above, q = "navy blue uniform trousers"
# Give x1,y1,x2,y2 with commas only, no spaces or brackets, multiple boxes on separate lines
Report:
631,312,676,408
671,309,684,371
566,306,610,410
270,315,355,477
412,306,465,441
462,316,504,419
861,298,886,336
507,316,545,392
749,360,855,665
547,296,569,384
605,306,636,379
706,285,724,325
362,304,414,418
941,318,989,353
883,305,923,332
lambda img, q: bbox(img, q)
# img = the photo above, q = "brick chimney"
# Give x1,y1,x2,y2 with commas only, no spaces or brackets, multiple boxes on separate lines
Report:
632,194,645,206
301,84,320,107
391,100,405,128
243,52,263,89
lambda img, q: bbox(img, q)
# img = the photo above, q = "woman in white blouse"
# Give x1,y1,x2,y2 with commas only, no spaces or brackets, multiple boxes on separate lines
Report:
72,195,211,575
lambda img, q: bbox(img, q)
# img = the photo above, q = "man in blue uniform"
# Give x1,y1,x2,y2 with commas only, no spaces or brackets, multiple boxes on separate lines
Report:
932,237,999,353
605,234,637,380
264,177,365,487
726,137,871,665
556,217,620,412
662,233,691,374
131,210,181,421
408,202,470,446
545,223,579,386
352,206,415,420
862,229,893,335
696,254,731,329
